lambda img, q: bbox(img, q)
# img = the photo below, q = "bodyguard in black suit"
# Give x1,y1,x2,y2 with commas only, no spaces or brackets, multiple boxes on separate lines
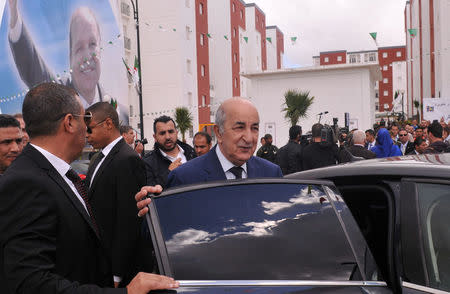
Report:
0,83,177,293
85,102,148,287
276,125,303,175
398,129,415,155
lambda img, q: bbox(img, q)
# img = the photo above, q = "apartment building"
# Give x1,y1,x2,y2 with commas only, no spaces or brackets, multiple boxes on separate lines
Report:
405,0,450,118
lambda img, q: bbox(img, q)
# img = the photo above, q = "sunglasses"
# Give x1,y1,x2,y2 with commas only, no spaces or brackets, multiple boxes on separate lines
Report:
84,112,108,134
399,134,408,137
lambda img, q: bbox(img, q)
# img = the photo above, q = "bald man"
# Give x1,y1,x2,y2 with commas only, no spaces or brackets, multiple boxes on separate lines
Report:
166,98,282,188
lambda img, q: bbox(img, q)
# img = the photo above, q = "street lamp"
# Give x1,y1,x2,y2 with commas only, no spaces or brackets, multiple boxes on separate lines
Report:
129,0,144,142
400,89,405,121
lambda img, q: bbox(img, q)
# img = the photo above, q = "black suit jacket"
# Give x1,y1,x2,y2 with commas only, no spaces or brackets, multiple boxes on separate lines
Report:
400,141,415,155
347,145,377,159
275,140,303,175
0,144,124,293
88,138,147,284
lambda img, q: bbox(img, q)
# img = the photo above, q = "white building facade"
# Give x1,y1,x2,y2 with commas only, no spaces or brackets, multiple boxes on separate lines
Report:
243,64,381,147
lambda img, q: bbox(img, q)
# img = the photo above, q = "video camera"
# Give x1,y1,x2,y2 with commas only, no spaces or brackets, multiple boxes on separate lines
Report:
320,117,340,146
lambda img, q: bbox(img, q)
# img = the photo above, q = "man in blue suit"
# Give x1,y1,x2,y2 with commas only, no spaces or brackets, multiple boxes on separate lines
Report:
136,98,282,216
166,98,282,188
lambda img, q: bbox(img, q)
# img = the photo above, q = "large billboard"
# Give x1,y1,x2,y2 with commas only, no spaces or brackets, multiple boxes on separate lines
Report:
0,0,129,123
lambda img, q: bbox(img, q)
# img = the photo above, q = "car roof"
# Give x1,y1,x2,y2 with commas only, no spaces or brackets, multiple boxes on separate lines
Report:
286,153,450,180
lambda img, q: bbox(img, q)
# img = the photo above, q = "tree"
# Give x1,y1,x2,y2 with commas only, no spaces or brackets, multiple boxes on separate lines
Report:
282,89,314,126
175,107,193,143
413,100,421,121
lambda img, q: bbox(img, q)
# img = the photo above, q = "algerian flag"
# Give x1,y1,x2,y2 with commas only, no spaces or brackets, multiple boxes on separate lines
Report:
243,36,248,43
122,57,140,92
369,32,378,46
224,35,228,40
408,28,417,37
291,36,297,45
207,33,212,38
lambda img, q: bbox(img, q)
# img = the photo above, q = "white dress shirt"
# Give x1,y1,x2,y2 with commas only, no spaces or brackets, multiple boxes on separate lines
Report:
159,145,187,163
31,144,89,214
216,146,248,179
89,136,122,186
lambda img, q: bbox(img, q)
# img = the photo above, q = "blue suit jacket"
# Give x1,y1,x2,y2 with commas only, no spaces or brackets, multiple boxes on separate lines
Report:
167,145,283,188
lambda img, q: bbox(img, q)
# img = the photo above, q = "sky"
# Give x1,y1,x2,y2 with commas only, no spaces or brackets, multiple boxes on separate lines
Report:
251,0,407,67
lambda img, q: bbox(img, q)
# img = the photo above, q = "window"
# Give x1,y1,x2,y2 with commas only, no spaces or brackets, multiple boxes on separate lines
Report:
383,65,388,71
324,57,329,63
234,77,238,88
349,54,357,63
200,34,204,46
415,183,450,291
369,53,377,62
186,59,192,74
383,78,388,84
233,27,237,38
232,2,236,12
187,92,193,106
375,92,379,98
149,181,377,280
186,26,191,40
337,56,342,62
396,51,402,57
375,102,379,111
201,95,206,106
384,91,388,96
199,3,203,14
201,65,205,77
233,53,237,63
383,52,388,58
240,10,244,19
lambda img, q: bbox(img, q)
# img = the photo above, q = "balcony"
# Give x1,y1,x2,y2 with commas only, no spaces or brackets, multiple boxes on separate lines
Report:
124,37,131,50
121,2,131,17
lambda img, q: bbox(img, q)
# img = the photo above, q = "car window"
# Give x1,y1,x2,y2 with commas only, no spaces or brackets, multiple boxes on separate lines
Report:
417,183,450,292
151,181,378,281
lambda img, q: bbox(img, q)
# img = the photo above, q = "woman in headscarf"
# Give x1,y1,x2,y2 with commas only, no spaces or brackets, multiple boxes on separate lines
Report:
370,128,402,158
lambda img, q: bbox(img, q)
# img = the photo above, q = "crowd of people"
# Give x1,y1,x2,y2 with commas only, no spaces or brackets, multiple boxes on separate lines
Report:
0,82,449,293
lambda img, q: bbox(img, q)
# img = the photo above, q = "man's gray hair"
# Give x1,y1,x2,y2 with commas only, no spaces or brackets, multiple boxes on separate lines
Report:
215,104,226,134
352,130,366,145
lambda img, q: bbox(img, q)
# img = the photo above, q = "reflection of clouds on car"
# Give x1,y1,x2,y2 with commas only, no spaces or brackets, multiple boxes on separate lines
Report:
166,229,217,248
262,186,325,215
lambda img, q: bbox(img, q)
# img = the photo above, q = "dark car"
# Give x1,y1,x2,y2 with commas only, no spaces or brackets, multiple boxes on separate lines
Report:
146,178,391,293
285,153,450,293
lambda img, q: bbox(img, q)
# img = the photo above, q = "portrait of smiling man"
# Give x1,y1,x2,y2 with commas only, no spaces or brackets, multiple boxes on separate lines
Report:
166,97,282,188
7,0,129,123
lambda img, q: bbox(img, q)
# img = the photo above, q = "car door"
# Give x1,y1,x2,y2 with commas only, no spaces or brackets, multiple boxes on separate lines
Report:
145,178,391,293
401,178,450,294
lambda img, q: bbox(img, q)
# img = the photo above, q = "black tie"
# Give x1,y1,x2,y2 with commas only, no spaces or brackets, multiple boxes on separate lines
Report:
229,166,244,179
66,168,100,236
86,151,105,185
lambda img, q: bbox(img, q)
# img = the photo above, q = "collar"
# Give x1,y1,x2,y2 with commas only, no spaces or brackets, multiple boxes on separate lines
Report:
216,145,247,174
30,143,71,178
159,144,184,161
354,144,364,147
101,136,122,158
400,141,409,147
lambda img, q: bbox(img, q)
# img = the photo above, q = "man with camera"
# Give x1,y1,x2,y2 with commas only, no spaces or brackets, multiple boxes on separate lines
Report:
301,123,339,171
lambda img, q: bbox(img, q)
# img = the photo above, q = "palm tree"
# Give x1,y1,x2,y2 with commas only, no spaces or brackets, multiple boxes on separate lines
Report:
282,89,314,126
413,100,421,121
175,107,193,142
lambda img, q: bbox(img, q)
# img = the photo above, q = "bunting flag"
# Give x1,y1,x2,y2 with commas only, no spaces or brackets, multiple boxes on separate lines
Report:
207,33,212,38
290,36,297,45
243,36,248,43
266,37,272,43
110,98,118,109
224,35,228,40
369,32,378,46
408,28,417,37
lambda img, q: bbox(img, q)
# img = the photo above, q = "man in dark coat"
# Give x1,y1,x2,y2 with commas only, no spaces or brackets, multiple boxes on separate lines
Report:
0,83,178,293
424,121,450,154
344,130,376,160
143,116,196,188
276,125,303,175
301,123,339,171
256,133,278,163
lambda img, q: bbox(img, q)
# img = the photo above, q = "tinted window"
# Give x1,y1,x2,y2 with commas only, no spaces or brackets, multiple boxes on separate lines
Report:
153,182,369,280
417,183,450,291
